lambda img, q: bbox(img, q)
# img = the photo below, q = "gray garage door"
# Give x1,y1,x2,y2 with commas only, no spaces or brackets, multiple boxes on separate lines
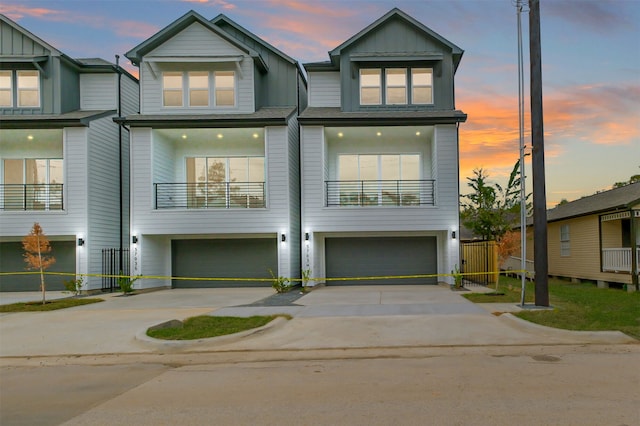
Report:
171,238,277,288
0,241,76,291
326,237,437,285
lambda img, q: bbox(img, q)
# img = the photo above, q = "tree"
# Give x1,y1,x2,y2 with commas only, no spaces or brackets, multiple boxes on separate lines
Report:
22,223,56,304
613,170,640,188
495,230,520,293
461,162,527,241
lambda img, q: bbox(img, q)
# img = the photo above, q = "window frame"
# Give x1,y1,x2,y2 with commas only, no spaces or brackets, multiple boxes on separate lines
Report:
560,224,570,257
411,68,433,105
214,71,236,107
359,69,382,105
385,68,407,105
162,72,184,107
188,71,209,107
359,66,433,106
0,70,13,107
16,70,40,108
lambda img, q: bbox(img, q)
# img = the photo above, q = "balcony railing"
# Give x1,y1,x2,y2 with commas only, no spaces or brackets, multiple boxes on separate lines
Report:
0,184,64,211
154,182,265,209
325,180,435,207
602,248,640,273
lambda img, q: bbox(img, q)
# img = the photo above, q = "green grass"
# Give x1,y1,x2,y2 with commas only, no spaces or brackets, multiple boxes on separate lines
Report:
463,276,640,339
0,297,103,312
146,315,287,340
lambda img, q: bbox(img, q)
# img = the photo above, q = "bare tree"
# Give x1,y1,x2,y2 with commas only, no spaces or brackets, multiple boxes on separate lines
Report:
22,223,56,304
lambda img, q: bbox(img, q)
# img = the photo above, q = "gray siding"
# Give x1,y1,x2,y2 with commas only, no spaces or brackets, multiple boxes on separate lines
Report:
308,72,340,107
59,60,80,113
80,73,117,110
0,20,50,56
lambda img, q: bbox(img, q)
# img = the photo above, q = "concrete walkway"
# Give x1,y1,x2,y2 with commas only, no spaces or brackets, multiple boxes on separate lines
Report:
0,286,635,358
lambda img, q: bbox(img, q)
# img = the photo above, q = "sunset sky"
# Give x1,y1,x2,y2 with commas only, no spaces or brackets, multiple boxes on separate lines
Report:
2,0,638,206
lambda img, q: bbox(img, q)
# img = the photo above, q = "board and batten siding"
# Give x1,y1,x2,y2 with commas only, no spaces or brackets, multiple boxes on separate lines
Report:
308,72,341,107
80,74,117,110
140,22,255,115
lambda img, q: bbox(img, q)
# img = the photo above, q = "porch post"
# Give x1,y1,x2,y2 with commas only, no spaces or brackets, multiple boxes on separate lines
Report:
631,210,638,292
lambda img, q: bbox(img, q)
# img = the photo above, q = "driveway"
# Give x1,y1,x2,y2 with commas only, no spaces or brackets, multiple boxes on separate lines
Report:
0,285,634,358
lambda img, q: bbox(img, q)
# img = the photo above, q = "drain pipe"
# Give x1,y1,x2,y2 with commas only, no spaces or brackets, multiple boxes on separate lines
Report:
115,55,123,272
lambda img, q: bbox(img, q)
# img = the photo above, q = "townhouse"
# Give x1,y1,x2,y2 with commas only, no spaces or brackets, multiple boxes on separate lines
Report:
0,14,138,291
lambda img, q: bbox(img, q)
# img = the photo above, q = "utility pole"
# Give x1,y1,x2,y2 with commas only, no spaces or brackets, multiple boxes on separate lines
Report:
529,0,549,306
516,0,527,306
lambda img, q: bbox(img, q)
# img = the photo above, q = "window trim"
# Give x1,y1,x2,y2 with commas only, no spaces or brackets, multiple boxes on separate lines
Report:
411,68,433,105
16,70,40,108
214,71,236,107
560,224,570,257
0,70,13,107
188,71,209,107
162,72,184,107
385,68,407,105
359,66,433,106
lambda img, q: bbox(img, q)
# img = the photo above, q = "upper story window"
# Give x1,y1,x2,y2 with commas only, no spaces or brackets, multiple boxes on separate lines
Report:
163,72,183,107
359,69,381,105
0,70,40,108
214,71,235,107
360,67,432,106
188,72,209,107
162,71,236,108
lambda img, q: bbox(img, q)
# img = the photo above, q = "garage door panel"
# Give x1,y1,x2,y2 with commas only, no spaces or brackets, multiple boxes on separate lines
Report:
172,238,277,288
0,241,75,291
326,237,437,285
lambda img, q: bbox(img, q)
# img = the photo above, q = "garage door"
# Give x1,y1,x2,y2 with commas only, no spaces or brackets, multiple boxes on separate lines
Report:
0,241,76,291
325,237,437,285
172,238,277,288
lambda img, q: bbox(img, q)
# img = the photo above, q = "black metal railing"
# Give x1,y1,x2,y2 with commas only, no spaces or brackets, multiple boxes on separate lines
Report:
102,248,130,292
0,184,64,211
154,182,266,209
325,180,435,207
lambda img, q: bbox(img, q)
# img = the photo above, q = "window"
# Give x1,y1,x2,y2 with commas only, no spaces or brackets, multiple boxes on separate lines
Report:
2,158,63,210
0,71,12,107
360,69,381,105
188,72,209,107
337,154,420,206
385,69,407,105
214,71,235,107
17,71,40,107
412,68,433,104
163,72,183,107
186,156,264,208
360,67,433,106
560,224,570,257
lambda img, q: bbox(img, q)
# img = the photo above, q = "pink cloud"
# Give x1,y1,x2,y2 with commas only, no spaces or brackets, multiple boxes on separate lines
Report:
182,0,237,10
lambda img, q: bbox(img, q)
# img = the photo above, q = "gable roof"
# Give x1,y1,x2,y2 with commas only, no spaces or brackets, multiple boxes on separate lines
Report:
328,8,464,70
125,10,266,71
0,14,61,57
547,182,640,222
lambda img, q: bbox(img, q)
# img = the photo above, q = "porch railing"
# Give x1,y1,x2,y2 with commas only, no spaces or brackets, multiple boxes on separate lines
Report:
0,184,64,211
602,248,640,273
325,180,435,207
154,182,265,209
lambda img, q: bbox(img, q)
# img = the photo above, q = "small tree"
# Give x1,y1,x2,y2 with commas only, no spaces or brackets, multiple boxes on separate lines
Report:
22,223,56,304
495,230,520,293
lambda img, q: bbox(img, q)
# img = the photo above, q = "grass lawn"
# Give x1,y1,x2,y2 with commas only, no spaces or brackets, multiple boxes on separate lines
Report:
463,276,640,340
0,297,103,312
147,315,287,340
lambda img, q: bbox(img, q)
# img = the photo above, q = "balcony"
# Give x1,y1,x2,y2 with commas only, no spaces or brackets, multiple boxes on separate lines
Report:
602,248,640,273
154,182,265,209
325,180,435,207
0,184,64,211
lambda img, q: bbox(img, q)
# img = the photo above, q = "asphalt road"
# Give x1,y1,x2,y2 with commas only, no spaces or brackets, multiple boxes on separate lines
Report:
1,344,638,426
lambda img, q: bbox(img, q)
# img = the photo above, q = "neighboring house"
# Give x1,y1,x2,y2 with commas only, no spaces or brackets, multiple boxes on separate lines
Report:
0,15,138,291
299,8,466,285
121,11,306,288
513,182,640,291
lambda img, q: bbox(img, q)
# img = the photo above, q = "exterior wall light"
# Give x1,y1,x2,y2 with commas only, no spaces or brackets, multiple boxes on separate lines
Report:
451,231,456,239
132,235,138,244
281,234,286,243
77,238,85,246
305,232,310,241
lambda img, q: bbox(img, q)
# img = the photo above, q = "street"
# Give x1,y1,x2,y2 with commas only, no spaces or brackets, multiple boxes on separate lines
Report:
1,344,638,426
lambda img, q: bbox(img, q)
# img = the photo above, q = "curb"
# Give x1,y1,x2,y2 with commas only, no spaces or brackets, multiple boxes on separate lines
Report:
499,313,638,344
135,316,289,351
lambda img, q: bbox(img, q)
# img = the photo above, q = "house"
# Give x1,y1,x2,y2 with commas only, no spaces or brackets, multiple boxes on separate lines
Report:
515,182,639,291
0,15,138,291
120,11,306,288
299,8,467,285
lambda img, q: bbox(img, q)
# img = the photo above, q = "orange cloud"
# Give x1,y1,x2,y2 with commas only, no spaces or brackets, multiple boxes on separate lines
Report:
265,0,357,19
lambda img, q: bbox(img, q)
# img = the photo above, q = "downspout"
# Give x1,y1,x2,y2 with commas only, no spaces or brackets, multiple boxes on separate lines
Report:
631,209,638,291
115,55,123,273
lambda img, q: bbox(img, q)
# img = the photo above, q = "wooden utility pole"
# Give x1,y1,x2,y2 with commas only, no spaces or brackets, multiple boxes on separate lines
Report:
529,0,549,306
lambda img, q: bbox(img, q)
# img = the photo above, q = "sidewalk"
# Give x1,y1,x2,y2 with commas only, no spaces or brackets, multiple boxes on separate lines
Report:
0,286,635,358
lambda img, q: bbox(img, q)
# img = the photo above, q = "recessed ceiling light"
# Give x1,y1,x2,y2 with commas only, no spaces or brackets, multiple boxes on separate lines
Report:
181,134,187,139
415,131,421,136
376,131,382,137
27,135,34,140
338,132,343,137
252,133,259,139
217,134,224,139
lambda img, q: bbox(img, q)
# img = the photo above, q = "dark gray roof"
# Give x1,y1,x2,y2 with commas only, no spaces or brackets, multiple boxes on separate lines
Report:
117,107,297,128
76,58,113,66
298,107,467,126
546,182,640,222
0,110,116,129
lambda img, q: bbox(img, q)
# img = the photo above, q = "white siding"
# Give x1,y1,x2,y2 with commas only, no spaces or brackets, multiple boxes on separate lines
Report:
308,72,341,107
121,74,140,116
80,74,117,110
286,116,301,279
140,22,254,115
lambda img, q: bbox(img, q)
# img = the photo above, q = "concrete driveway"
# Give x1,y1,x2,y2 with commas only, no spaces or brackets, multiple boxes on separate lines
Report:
0,285,635,358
